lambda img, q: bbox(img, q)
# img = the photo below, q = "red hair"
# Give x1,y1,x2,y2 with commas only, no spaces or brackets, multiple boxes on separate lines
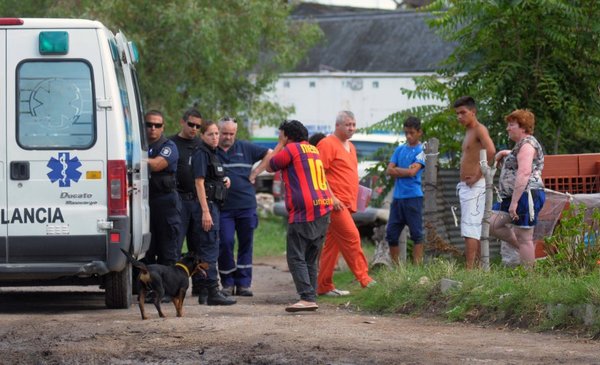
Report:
505,109,535,134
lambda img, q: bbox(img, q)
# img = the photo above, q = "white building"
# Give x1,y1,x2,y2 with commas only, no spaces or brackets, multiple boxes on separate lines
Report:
251,4,455,143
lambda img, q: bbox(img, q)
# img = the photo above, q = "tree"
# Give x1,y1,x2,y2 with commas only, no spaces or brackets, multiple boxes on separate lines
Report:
372,1,600,156
0,1,322,135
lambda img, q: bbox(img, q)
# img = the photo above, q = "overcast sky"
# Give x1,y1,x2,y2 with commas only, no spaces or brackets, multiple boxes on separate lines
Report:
305,0,396,9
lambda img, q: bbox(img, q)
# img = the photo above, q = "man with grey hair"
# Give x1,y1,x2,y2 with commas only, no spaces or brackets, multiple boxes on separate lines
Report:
216,117,272,297
316,111,375,297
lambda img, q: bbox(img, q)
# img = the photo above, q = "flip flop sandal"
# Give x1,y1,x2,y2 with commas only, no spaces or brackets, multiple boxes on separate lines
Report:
285,302,319,313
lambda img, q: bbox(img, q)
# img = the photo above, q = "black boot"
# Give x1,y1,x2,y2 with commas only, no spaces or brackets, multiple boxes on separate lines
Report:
207,286,236,306
198,288,208,305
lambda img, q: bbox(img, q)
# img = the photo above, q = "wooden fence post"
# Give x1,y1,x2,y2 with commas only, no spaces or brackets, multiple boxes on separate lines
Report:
479,149,496,271
398,227,408,263
423,139,439,219
423,138,439,261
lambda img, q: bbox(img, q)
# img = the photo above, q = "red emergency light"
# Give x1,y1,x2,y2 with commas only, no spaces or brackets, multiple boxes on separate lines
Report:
0,18,24,26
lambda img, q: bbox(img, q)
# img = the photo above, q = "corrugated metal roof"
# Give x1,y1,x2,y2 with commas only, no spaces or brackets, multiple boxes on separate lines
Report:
292,5,455,73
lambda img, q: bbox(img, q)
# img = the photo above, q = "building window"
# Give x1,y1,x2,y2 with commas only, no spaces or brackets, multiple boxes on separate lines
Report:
309,81,316,88
283,80,290,88
372,81,379,89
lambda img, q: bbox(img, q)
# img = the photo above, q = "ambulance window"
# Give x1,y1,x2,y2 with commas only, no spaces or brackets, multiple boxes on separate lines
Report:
113,59,134,164
17,61,95,149
130,69,148,151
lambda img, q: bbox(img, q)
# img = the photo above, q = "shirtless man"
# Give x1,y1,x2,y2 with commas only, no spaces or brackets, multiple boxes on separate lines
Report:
453,96,496,269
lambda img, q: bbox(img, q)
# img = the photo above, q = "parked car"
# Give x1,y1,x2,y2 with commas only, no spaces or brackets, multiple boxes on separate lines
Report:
272,133,405,234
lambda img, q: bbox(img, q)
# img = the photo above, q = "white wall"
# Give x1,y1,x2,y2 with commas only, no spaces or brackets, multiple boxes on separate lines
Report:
252,72,443,140
305,0,396,10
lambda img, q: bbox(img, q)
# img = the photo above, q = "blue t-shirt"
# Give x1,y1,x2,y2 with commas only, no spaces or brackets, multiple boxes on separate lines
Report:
217,140,268,210
390,143,425,199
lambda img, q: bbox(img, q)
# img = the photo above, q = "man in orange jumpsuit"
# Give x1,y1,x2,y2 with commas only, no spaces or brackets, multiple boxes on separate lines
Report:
316,111,375,296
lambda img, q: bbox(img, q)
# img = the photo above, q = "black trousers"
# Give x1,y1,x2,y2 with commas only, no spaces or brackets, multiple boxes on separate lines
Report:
146,192,181,266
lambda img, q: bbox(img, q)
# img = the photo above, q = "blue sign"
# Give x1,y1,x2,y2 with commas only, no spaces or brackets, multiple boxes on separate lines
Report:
47,152,82,187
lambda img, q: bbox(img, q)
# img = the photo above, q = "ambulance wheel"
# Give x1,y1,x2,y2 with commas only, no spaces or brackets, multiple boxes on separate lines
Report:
105,263,133,309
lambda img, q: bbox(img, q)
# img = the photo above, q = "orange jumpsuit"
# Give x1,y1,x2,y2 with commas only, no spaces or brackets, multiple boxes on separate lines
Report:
316,135,373,293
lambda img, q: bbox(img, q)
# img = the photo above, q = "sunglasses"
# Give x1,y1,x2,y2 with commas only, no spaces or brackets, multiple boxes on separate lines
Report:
187,121,202,129
145,122,163,129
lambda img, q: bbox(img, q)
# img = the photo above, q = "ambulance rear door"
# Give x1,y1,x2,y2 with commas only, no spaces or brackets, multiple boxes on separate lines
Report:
5,26,109,263
115,32,150,257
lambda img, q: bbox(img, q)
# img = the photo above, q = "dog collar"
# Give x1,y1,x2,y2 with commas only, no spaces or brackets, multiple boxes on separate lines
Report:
175,263,191,276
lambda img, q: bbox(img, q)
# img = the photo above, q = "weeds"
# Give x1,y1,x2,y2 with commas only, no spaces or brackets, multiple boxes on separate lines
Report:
539,204,600,275
351,263,600,333
253,214,287,257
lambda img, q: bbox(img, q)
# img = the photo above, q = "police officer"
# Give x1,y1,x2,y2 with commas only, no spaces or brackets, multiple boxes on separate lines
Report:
192,120,236,306
169,108,203,264
217,117,271,297
145,110,181,266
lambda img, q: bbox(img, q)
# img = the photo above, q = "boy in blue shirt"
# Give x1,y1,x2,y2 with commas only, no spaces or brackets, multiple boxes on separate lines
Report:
386,116,426,264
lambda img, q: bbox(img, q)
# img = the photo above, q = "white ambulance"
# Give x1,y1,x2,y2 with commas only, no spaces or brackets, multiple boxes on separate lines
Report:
0,18,150,308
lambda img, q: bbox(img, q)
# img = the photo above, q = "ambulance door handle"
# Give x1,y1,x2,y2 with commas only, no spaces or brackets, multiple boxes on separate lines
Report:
10,161,30,181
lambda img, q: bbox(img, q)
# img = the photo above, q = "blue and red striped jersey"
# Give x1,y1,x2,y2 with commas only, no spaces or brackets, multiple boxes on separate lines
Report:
269,141,333,223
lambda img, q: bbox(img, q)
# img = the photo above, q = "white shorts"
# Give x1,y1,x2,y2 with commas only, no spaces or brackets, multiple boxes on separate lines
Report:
457,178,486,239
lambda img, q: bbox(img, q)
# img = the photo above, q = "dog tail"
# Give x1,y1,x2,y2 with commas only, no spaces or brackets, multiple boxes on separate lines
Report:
120,248,148,273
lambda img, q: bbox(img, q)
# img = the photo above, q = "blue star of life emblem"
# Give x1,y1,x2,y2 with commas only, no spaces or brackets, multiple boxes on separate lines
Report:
47,152,82,187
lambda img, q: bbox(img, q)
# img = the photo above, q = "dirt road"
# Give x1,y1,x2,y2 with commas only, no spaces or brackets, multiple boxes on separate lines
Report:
1,256,599,365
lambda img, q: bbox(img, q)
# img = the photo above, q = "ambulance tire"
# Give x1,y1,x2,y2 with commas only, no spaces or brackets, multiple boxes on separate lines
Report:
104,263,133,309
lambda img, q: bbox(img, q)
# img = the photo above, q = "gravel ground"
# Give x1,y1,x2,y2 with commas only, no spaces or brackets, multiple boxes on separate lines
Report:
1,256,599,365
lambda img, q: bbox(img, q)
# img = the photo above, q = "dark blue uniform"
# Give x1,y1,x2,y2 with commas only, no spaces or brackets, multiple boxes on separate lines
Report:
169,134,203,257
147,136,181,266
217,140,268,290
192,142,227,290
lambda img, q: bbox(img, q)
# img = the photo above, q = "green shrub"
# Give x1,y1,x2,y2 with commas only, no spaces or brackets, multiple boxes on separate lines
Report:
539,205,600,276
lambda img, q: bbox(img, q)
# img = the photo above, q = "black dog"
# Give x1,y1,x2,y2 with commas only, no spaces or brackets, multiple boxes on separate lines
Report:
120,249,208,320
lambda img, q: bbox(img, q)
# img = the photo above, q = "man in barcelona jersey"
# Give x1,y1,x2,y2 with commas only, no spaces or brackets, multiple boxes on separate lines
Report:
263,120,333,313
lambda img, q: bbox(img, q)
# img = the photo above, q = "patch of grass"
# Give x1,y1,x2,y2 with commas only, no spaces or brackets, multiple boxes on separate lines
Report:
341,259,460,314
325,259,600,334
254,214,287,257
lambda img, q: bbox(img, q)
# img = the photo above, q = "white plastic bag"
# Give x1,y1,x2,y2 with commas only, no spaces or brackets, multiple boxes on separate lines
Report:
500,240,520,267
